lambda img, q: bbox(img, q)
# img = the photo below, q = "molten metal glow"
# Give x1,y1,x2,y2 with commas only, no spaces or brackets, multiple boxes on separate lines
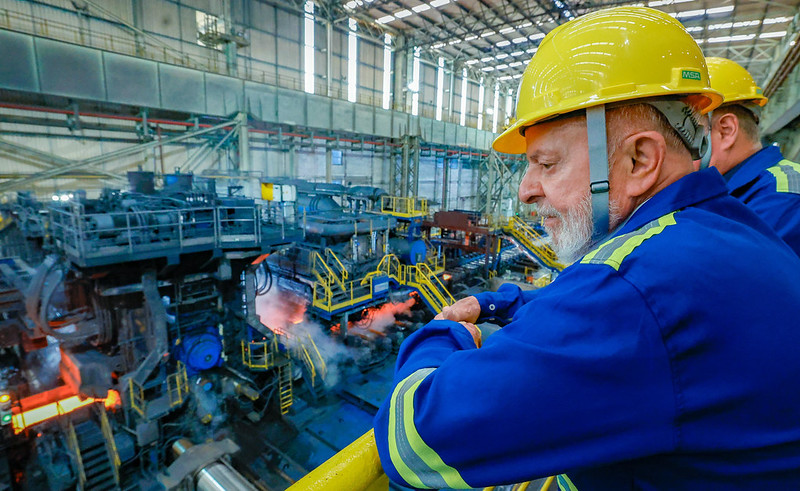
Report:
12,390,121,434
442,273,452,281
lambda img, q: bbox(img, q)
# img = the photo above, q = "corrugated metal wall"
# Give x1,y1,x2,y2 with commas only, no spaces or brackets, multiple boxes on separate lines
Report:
0,0,507,204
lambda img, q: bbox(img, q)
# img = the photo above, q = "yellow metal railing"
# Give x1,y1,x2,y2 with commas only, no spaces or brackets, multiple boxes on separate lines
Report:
380,196,428,218
325,248,349,282
369,254,454,313
504,216,564,271
289,430,389,491
427,251,446,275
128,379,146,418
65,420,87,489
166,362,189,407
296,334,327,387
312,277,375,313
312,250,348,293
97,406,121,486
241,338,279,370
291,429,555,491
279,362,293,415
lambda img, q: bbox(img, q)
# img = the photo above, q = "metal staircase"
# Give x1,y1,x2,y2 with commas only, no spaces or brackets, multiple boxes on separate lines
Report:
367,254,455,313
503,216,564,272
71,416,120,491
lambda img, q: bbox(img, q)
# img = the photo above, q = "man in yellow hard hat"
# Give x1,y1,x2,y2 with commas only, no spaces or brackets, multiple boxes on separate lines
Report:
374,6,800,489
705,56,800,255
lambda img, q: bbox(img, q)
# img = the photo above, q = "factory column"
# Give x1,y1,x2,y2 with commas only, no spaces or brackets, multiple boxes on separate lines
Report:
237,112,250,173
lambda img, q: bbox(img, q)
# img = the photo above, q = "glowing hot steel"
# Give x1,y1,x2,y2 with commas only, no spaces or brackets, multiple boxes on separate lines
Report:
255,287,308,338
11,390,121,434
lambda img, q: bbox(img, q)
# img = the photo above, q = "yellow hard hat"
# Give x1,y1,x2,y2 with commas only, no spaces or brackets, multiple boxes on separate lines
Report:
494,6,723,154
705,57,768,107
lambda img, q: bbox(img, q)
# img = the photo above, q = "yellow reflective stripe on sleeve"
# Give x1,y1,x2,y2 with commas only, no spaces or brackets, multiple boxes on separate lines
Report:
767,159,800,194
402,377,470,488
388,371,429,488
767,165,790,193
579,234,620,264
557,474,580,491
387,368,469,489
581,212,678,270
604,212,677,270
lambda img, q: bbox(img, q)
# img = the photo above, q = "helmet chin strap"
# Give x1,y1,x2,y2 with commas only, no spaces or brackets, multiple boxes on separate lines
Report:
586,105,611,242
698,130,712,169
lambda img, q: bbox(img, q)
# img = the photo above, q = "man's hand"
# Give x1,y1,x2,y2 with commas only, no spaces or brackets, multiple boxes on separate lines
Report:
435,296,481,324
458,321,482,348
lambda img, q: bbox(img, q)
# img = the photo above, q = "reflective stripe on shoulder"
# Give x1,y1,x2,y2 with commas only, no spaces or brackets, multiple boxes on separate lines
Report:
766,159,800,194
387,367,470,489
557,474,580,491
580,212,678,271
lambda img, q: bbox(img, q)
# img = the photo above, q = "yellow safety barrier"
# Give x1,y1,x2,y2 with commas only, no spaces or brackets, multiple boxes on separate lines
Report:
128,379,146,418
291,429,555,491
241,338,279,370
312,277,375,313
288,429,389,491
368,254,454,313
97,406,122,485
380,196,428,218
504,216,564,271
166,362,189,407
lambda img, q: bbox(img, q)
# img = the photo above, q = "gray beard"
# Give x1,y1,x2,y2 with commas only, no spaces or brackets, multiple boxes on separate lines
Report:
540,193,623,265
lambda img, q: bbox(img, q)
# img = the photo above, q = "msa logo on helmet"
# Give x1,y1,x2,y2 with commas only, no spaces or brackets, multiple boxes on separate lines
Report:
681,70,702,81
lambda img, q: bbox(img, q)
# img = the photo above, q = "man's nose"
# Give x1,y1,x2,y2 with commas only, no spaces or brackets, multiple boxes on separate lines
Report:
518,169,543,204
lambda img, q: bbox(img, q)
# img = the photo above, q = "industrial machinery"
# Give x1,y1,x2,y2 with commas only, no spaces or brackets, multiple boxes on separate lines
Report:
0,169,552,489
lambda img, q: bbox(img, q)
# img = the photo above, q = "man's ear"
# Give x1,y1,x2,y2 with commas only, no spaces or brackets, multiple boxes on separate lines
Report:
618,130,666,198
713,112,739,151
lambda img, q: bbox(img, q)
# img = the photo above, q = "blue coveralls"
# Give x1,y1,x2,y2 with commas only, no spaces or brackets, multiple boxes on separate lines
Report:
723,145,800,257
374,169,800,489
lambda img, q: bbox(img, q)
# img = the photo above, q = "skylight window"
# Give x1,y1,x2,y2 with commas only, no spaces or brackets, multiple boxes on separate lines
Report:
394,9,412,18
497,40,511,47
675,5,733,19
412,4,431,13
430,0,450,7
648,0,693,6
512,37,527,44
377,15,394,24
764,16,793,25
760,31,787,39
707,33,754,43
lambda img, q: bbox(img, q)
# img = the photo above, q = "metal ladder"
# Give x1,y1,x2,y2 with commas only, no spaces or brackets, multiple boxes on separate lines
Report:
278,361,294,415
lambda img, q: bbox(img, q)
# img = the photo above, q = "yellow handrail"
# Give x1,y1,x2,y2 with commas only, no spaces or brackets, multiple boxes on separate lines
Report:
504,217,564,271
288,430,388,491
380,196,428,217
325,248,349,281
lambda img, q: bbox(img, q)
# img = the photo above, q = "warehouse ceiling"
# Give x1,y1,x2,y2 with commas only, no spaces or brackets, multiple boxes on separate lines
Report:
334,0,800,85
